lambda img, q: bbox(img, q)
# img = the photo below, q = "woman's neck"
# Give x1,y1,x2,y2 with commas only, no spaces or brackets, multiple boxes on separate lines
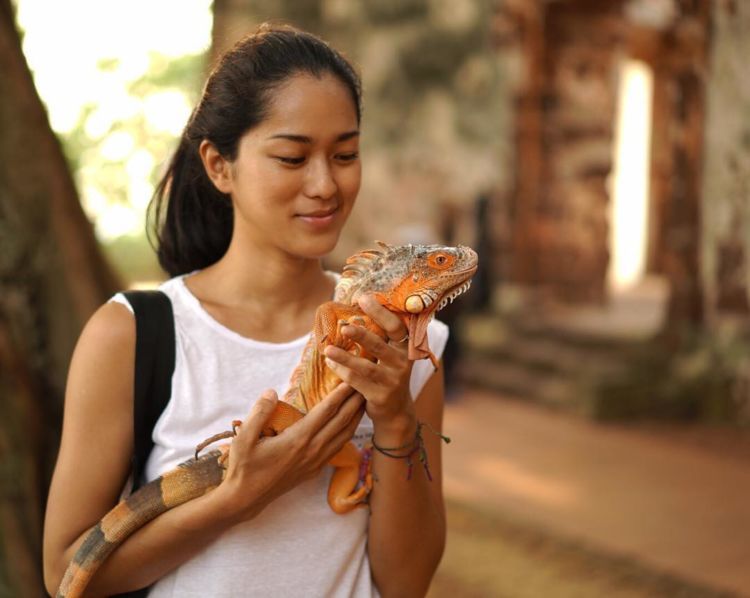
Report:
208,246,328,304
182,234,336,341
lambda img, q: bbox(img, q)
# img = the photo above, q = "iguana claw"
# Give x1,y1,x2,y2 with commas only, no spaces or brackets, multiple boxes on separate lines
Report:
194,419,243,460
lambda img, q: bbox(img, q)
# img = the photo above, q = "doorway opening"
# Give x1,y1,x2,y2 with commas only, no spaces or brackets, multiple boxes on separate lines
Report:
600,57,667,335
608,57,654,291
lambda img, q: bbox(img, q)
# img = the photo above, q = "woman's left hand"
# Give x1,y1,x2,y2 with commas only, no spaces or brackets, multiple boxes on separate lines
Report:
323,294,415,433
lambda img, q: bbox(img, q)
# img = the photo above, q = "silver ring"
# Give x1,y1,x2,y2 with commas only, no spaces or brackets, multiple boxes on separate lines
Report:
392,332,409,344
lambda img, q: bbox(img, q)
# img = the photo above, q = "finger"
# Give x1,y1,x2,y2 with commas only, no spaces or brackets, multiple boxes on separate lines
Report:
324,344,382,373
358,294,408,343
297,382,355,433
338,324,403,363
340,396,366,436
324,355,381,396
339,392,366,428
320,392,365,438
319,403,366,463
315,394,366,459
236,389,279,447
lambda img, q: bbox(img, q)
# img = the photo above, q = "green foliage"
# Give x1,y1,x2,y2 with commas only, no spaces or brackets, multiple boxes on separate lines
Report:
96,57,121,71
48,49,208,287
102,233,165,286
58,103,96,174
129,52,206,103
57,51,205,233
593,330,750,423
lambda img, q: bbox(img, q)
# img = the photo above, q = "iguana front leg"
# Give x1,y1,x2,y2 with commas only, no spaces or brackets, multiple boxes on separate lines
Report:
281,302,385,513
286,301,386,412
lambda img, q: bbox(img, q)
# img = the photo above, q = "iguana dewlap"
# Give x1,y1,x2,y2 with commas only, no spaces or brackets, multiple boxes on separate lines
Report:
57,242,478,598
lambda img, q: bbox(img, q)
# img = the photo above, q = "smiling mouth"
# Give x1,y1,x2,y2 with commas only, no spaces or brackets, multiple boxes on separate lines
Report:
297,206,338,218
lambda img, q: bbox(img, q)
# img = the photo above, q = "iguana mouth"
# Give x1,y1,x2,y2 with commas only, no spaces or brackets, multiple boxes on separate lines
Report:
406,265,477,365
436,277,474,312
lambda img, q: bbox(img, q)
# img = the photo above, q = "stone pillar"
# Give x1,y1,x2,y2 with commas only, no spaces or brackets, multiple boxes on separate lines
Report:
504,0,622,303
701,0,750,323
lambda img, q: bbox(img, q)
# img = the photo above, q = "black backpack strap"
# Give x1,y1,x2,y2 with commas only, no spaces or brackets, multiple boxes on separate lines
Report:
116,290,175,598
122,290,175,493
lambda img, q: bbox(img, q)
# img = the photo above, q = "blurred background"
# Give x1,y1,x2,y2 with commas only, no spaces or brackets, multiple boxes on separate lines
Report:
1,0,749,596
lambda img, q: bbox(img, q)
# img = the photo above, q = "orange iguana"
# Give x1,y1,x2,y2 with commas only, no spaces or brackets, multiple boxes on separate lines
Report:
57,241,478,598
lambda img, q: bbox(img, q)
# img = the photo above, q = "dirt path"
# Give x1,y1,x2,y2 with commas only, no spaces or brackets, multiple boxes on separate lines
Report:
434,389,750,597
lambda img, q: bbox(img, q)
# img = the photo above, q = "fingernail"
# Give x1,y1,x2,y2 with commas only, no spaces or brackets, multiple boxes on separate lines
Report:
258,391,275,404
325,357,336,369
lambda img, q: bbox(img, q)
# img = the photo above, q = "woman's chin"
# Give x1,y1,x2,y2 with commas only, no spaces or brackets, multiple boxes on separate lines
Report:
289,231,342,260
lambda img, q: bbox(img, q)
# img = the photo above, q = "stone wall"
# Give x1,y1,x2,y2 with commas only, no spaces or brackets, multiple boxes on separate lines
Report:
701,0,750,323
495,0,711,311
495,0,622,303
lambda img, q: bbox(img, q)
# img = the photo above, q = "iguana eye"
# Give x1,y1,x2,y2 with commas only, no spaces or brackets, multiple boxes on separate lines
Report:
428,253,455,269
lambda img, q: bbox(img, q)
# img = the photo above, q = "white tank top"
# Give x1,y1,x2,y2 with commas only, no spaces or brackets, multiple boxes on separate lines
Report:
112,273,448,597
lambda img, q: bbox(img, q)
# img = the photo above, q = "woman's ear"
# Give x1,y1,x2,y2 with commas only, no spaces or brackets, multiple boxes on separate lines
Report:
199,139,233,194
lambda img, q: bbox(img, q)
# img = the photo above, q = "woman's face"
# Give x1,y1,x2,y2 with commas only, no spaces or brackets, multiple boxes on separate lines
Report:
224,72,361,259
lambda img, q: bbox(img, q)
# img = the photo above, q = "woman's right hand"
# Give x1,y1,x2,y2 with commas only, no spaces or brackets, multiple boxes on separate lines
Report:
213,383,365,522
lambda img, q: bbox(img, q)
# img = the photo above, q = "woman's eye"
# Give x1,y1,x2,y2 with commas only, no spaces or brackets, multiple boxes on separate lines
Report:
336,152,359,162
276,156,305,165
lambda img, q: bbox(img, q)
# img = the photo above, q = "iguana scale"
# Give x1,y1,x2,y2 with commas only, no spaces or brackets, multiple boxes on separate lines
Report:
57,241,478,597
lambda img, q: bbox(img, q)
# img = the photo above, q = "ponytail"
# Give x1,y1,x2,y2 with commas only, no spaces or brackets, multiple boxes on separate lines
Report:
149,135,233,276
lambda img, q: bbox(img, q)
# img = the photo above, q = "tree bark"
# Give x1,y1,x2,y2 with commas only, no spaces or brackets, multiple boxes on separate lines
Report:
0,1,121,594
210,0,324,65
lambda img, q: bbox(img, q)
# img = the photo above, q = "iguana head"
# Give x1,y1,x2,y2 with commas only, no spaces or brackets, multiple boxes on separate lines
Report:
335,241,478,367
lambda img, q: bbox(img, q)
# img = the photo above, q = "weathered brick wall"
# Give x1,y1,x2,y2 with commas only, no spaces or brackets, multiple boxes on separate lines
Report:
701,0,750,322
212,0,514,265
498,0,712,310
537,2,620,302
497,0,621,303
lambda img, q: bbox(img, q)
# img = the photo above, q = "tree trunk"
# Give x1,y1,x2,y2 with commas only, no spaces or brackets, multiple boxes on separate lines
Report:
210,0,324,64
0,1,121,594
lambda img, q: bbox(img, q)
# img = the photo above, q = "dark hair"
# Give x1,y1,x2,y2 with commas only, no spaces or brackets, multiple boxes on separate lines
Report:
148,24,362,276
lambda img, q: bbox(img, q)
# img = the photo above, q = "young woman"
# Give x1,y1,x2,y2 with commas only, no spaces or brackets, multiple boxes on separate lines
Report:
44,25,448,597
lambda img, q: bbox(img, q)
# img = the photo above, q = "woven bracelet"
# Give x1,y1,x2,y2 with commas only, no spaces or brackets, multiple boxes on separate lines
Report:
371,421,451,481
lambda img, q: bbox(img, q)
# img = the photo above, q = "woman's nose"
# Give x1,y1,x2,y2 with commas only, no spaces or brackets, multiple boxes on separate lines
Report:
304,156,338,200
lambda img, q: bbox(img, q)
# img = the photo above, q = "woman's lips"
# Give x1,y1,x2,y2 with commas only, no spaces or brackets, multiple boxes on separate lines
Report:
296,207,338,229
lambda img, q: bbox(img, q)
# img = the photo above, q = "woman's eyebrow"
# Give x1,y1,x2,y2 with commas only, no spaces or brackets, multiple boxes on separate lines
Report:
336,131,360,142
267,131,360,143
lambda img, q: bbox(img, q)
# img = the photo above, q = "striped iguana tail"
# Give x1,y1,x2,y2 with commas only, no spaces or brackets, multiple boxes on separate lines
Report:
57,449,226,598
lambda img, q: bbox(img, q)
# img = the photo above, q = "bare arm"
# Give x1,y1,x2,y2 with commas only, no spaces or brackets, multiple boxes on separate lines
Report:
43,302,364,596
324,295,447,597
367,368,446,598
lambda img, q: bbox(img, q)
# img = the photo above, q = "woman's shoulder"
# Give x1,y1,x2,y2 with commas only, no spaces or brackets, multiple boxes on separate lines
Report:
83,299,136,345
64,301,136,421
69,302,137,386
